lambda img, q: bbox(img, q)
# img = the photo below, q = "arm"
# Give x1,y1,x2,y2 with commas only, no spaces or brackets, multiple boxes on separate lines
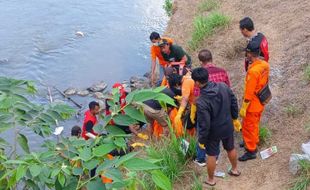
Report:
228,88,238,119
85,121,96,139
244,71,259,102
150,47,157,85
197,102,211,145
170,55,187,66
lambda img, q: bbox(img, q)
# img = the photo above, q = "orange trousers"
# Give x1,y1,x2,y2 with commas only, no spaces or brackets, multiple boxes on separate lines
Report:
153,108,184,138
242,111,262,152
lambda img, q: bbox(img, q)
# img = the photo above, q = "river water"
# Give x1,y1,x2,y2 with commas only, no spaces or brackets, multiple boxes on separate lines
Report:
0,0,168,151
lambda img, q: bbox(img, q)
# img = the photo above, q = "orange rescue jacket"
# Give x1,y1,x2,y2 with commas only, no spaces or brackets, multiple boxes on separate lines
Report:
244,59,270,113
151,37,173,67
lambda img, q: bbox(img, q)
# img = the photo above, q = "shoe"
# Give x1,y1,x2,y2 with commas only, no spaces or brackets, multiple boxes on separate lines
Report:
238,151,257,162
194,159,206,167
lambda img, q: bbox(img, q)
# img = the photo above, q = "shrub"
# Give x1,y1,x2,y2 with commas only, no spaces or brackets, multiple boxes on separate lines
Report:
290,160,310,190
163,0,173,17
259,126,272,145
189,12,230,50
198,0,219,12
191,173,203,190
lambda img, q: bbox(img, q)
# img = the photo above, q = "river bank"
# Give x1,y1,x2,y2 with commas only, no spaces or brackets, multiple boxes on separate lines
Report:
164,0,310,189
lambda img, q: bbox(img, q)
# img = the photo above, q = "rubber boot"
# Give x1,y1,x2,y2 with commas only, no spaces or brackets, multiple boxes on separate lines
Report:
238,151,257,162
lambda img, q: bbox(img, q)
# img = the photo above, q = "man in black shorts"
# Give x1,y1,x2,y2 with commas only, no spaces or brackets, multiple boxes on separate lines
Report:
192,68,241,186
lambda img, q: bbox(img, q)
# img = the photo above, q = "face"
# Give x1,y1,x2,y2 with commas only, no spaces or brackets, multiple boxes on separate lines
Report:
195,81,203,88
240,28,249,38
91,105,100,115
246,51,253,62
160,44,170,54
151,39,160,46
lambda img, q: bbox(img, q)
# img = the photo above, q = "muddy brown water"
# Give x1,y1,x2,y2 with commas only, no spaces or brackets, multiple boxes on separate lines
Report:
0,0,168,151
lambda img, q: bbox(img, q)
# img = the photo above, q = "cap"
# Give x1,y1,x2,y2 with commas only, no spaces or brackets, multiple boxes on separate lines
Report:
245,40,260,53
158,39,169,47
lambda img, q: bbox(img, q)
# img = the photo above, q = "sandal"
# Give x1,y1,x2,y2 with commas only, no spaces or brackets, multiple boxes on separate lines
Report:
228,170,241,177
204,181,216,186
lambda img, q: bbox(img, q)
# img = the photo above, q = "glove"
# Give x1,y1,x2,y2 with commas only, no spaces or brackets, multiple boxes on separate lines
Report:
174,95,182,101
198,143,205,150
190,104,197,124
137,133,149,140
239,101,250,118
233,119,242,132
174,106,185,129
131,142,145,148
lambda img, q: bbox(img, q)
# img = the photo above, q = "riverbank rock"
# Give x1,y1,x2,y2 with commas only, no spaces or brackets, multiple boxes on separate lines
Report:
93,92,105,99
129,76,150,90
143,72,151,79
77,90,90,97
87,81,108,92
64,87,77,96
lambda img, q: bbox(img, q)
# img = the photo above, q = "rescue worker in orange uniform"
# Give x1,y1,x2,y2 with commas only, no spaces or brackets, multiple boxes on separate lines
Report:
149,32,174,86
167,71,196,136
238,41,270,161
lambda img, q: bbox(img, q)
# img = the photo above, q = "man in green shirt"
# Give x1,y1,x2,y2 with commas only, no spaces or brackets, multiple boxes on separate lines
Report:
159,39,192,75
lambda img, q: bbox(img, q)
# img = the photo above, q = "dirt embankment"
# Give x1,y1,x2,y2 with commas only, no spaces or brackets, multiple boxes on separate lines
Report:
165,0,310,189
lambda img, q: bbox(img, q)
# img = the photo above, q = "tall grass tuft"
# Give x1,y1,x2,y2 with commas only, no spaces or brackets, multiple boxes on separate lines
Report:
191,173,203,190
259,126,272,145
198,0,219,12
189,12,230,50
163,0,173,17
290,160,310,190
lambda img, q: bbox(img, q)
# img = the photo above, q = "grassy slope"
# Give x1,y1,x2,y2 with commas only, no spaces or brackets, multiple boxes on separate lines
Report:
165,0,310,189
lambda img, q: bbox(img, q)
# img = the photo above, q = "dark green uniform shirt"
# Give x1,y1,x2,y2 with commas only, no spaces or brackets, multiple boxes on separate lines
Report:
161,44,192,67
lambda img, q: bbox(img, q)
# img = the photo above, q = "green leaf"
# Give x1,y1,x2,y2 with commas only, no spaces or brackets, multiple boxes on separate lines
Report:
132,91,158,103
57,172,66,187
104,168,123,182
124,106,147,123
113,114,137,126
29,164,41,177
16,165,27,181
114,137,126,148
72,167,83,176
154,93,176,107
17,133,30,153
79,147,92,161
83,159,99,170
86,178,106,190
0,123,12,133
151,170,172,190
4,160,27,165
51,168,61,178
114,151,139,167
153,86,166,93
123,158,161,171
106,125,125,135
93,144,116,157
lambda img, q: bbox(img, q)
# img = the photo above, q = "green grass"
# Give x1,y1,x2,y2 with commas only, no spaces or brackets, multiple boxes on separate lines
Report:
259,126,272,145
163,0,173,16
189,12,230,50
146,138,187,182
304,65,310,81
285,104,303,118
290,160,310,190
198,0,219,12
191,173,203,190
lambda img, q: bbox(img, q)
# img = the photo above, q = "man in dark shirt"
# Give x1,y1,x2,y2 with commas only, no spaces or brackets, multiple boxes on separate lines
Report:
159,39,192,75
143,88,176,132
192,68,241,186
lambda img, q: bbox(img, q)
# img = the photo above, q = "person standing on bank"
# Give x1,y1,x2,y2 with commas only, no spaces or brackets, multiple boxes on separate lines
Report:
192,67,241,186
240,17,269,71
81,101,100,140
238,40,270,161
